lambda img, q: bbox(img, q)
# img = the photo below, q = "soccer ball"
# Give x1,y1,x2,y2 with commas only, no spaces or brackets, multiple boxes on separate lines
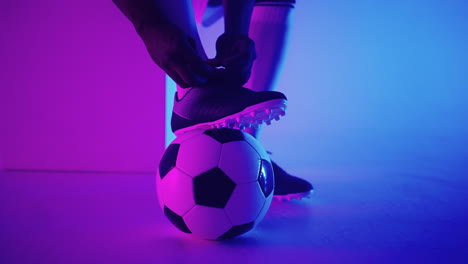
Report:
156,128,274,240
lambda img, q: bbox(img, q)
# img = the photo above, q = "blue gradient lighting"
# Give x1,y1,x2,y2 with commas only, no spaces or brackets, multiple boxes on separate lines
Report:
166,0,468,175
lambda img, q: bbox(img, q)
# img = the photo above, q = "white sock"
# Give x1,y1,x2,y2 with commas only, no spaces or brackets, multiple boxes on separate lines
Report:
246,2,295,92
243,2,294,138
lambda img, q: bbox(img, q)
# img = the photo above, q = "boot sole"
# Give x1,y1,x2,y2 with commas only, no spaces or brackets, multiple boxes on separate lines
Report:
174,99,287,136
273,190,315,202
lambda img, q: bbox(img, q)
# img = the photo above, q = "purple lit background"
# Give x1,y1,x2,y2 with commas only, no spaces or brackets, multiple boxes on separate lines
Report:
1,0,468,263
0,0,166,172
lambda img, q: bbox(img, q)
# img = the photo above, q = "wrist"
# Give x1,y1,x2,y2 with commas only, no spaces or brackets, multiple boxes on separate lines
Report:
216,33,254,49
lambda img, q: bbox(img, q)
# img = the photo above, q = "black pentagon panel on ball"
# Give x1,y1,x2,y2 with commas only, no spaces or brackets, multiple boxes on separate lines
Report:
159,144,180,179
218,221,255,239
204,128,245,144
258,159,274,197
164,206,191,234
194,167,236,208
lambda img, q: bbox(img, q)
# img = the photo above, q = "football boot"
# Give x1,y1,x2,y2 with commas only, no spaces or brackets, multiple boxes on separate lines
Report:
171,86,287,136
272,161,314,201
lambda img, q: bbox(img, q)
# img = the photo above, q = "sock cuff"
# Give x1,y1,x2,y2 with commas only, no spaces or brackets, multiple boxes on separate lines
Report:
255,0,296,8
251,2,294,24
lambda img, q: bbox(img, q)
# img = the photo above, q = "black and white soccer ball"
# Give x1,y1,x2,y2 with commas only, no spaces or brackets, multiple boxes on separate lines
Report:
156,128,274,240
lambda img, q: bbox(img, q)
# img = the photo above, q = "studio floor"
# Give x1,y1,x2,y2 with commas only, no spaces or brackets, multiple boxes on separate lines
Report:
1,166,466,264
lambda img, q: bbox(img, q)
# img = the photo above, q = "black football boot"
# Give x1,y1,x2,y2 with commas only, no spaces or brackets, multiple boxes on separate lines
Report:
272,161,314,201
171,86,287,136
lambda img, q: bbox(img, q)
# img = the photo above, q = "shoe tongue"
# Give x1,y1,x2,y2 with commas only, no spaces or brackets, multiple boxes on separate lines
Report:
205,68,247,89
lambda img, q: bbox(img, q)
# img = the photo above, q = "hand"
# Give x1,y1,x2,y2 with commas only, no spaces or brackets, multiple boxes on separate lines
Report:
138,22,213,88
207,33,256,87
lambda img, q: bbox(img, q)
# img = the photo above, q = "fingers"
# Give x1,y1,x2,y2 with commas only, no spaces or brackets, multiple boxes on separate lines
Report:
182,47,213,82
173,47,212,87
141,23,214,88
165,60,210,88
164,67,190,88
170,61,209,88
160,40,213,88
